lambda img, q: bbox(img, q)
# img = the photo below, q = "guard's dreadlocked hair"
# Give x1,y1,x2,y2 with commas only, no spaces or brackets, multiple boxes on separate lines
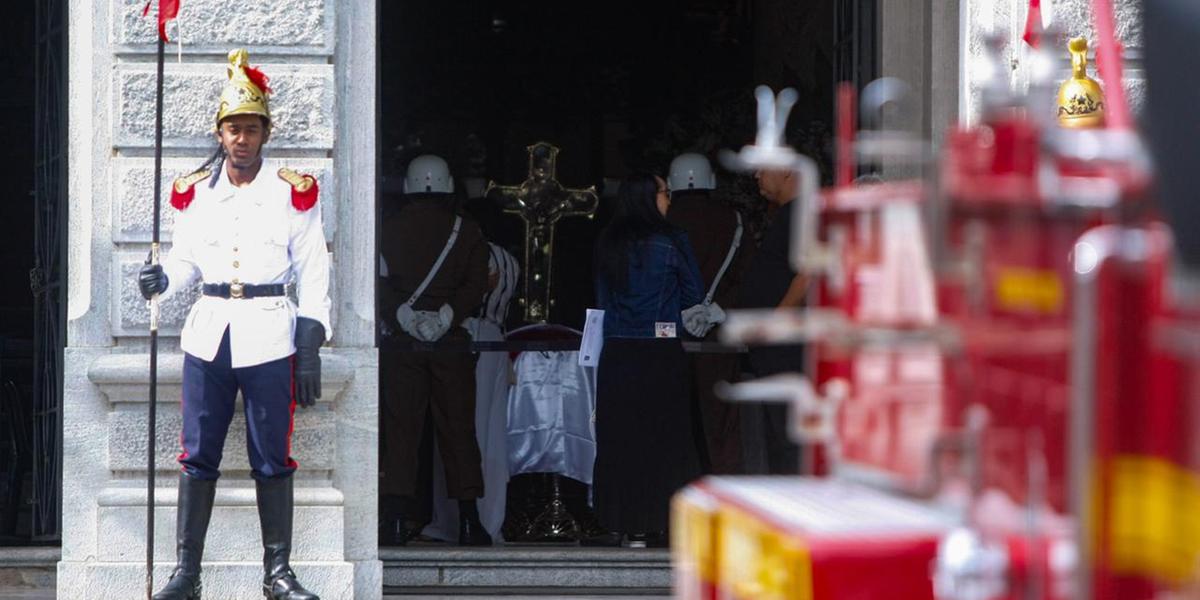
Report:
192,144,226,189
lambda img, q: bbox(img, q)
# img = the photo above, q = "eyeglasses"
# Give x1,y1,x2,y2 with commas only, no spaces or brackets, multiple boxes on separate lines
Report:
656,188,670,196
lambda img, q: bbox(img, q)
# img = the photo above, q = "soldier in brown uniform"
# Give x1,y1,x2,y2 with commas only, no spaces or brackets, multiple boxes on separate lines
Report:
667,153,747,474
379,155,492,546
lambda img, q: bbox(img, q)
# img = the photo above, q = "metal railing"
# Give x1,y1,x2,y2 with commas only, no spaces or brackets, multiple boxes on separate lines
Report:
30,0,66,542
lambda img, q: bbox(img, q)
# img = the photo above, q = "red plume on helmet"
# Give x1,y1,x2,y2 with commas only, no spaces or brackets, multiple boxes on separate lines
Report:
243,65,273,95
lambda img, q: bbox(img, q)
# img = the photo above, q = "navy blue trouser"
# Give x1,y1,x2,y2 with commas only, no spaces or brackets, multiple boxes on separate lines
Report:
179,328,297,481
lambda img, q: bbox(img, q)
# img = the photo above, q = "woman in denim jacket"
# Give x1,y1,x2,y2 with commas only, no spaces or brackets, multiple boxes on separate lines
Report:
591,172,705,547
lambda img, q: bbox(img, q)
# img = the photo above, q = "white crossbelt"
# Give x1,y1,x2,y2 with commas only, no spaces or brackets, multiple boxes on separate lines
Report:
404,216,462,307
703,212,744,305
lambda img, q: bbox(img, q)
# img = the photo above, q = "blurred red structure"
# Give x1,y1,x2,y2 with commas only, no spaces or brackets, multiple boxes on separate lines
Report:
673,1,1198,595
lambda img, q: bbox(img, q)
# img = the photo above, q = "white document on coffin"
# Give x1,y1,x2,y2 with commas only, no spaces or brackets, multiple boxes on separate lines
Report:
507,349,598,484
578,308,604,367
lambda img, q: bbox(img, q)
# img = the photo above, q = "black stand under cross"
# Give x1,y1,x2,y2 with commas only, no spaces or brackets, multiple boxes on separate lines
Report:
486,142,598,323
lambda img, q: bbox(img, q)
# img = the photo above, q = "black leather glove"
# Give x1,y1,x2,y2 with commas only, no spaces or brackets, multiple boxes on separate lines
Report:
138,262,169,300
293,317,326,408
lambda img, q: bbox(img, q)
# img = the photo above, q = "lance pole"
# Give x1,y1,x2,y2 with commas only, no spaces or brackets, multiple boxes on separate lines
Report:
146,30,166,600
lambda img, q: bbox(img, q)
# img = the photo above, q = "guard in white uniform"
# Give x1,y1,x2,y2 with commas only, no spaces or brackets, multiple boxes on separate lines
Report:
138,49,329,600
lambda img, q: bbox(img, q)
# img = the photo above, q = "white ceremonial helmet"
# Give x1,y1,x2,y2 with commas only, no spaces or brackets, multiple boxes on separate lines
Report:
403,154,455,194
668,153,717,191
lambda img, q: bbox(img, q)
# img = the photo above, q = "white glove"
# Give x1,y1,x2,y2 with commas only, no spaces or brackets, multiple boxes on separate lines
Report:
682,302,727,338
397,304,454,342
396,304,419,337
414,304,454,342
681,305,710,338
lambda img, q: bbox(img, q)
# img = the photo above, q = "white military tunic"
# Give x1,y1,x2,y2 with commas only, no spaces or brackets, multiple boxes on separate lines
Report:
160,163,332,368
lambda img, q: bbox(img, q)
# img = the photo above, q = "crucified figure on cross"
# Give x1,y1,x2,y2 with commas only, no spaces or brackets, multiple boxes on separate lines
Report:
486,142,598,323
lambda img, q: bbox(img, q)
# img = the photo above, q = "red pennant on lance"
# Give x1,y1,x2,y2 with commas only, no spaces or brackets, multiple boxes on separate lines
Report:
1022,0,1043,47
142,0,181,43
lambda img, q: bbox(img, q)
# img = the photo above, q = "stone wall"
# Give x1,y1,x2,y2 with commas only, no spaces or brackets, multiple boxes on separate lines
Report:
60,0,379,598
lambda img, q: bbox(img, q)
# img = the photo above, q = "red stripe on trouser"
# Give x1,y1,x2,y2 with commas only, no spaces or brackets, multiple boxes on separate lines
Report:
287,356,299,470
177,387,190,468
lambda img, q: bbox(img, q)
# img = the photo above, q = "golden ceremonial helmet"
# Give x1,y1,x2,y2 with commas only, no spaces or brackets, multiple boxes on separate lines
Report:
1056,37,1106,128
216,48,272,128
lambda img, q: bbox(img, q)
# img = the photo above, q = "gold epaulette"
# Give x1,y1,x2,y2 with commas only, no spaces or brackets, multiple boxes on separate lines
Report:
173,169,211,194
278,167,316,193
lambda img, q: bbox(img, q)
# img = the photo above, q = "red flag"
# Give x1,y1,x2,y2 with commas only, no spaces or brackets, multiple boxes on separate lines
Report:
142,0,180,43
1022,0,1043,47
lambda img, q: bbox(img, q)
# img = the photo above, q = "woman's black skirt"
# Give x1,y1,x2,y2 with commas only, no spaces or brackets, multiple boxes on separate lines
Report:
592,336,702,533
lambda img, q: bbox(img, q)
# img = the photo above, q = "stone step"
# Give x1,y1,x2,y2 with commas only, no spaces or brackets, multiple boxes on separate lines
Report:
0,547,57,596
58,560,358,599
0,592,54,599
6,547,369,600
382,547,672,595
2,546,673,597
387,594,668,599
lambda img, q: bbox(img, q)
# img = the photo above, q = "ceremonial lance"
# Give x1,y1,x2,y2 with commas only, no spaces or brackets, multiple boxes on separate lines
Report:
141,1,180,597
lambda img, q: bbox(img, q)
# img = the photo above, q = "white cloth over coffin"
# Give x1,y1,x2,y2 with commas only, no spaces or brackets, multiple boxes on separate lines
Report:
506,348,597,484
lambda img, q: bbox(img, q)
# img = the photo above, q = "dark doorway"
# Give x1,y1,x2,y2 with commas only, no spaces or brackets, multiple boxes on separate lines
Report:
834,0,879,93
379,0,872,328
375,1,877,552
0,0,66,545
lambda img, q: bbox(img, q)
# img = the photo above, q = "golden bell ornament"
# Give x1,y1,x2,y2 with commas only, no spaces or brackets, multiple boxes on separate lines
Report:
1056,37,1106,128
216,48,272,128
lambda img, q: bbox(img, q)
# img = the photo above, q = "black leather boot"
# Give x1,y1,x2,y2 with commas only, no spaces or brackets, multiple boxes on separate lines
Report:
457,499,493,546
153,473,217,600
379,516,421,547
378,494,423,546
558,476,618,546
256,476,319,600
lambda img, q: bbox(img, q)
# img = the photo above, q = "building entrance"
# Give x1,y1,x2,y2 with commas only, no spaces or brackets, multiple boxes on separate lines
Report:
0,0,66,546
375,0,879,562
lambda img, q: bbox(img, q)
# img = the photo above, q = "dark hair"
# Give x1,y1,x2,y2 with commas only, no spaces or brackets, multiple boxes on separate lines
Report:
194,144,227,188
596,172,678,292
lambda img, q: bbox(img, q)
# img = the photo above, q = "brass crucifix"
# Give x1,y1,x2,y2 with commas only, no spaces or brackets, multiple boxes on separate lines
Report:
486,142,599,323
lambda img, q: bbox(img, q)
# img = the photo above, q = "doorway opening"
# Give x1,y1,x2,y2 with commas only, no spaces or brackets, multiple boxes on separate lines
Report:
376,0,877,550
0,0,67,546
